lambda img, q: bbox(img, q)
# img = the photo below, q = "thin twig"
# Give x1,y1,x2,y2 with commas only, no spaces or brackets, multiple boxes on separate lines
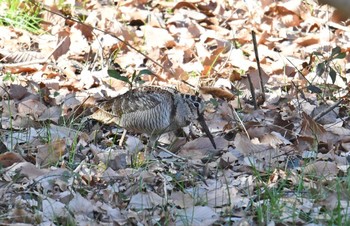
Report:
246,73,257,109
251,31,266,98
157,146,187,161
230,105,250,139
313,99,343,121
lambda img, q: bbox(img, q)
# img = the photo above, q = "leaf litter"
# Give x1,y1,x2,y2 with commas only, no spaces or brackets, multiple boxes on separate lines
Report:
0,0,350,225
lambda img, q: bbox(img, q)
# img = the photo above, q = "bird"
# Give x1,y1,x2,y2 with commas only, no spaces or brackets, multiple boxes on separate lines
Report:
91,86,216,149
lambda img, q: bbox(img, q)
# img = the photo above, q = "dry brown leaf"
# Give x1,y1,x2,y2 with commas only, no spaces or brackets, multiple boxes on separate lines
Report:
295,34,320,47
0,152,25,168
202,47,225,77
54,29,71,60
173,1,198,11
5,66,38,74
200,86,235,100
300,112,326,136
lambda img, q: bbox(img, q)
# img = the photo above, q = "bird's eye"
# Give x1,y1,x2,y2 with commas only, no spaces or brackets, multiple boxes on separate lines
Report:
193,102,200,108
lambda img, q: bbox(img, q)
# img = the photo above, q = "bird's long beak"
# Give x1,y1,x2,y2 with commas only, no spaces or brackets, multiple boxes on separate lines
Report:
197,109,216,149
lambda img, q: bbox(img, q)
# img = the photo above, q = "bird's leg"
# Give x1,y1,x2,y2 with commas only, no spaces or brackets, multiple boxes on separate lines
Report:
118,129,127,146
197,109,216,149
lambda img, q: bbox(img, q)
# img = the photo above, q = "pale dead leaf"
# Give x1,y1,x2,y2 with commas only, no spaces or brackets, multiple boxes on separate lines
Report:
56,59,78,79
17,98,47,118
38,106,62,123
68,192,94,215
178,8,207,20
234,133,271,156
175,206,219,226
318,192,339,211
304,161,339,178
311,104,338,125
129,191,165,210
207,186,239,207
178,137,227,159
1,99,17,118
171,191,195,208
41,5,66,32
228,49,256,71
97,148,128,170
96,202,127,224
36,139,66,167
43,198,67,220
260,132,292,148
69,24,91,56
6,162,48,179
2,128,38,149
125,135,144,154
45,124,84,146
278,0,303,15
142,25,175,49
281,14,301,27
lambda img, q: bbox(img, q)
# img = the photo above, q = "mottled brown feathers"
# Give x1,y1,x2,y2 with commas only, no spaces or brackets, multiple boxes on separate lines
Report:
91,86,216,148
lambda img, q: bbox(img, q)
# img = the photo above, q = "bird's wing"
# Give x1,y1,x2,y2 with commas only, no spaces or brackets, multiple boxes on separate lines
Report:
96,88,173,118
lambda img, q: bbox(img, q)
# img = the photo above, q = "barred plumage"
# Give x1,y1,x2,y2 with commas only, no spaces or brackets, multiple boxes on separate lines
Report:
92,86,216,149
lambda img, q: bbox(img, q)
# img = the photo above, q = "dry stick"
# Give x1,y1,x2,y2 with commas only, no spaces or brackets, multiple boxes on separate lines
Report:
251,31,266,98
230,104,250,139
157,146,187,161
246,73,257,109
40,5,172,79
313,99,343,122
246,32,258,110
0,37,67,67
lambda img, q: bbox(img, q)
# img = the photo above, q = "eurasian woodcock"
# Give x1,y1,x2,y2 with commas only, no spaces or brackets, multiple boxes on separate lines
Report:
92,86,216,149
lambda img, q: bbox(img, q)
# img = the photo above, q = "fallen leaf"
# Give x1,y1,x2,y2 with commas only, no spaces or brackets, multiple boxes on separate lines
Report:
175,206,219,226
0,152,25,168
